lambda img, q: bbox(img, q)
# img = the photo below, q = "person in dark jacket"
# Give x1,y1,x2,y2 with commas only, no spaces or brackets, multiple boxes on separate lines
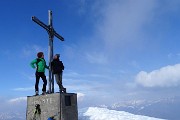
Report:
30,52,48,95
51,54,66,93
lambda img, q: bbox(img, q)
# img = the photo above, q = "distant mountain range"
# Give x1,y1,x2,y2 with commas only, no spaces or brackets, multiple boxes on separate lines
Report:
0,111,24,120
108,96,180,120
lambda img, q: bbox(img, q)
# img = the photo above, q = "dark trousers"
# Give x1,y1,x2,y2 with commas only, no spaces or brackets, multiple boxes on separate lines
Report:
35,72,47,92
54,73,64,91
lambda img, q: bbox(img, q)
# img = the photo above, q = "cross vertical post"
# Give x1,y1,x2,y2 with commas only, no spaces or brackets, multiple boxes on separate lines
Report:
32,10,64,94
48,10,54,93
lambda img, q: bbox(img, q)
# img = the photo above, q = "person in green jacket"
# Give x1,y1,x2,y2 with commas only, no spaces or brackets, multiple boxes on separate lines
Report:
30,52,48,95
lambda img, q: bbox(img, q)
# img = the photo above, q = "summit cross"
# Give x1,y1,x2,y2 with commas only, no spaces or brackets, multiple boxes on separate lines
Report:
32,10,64,93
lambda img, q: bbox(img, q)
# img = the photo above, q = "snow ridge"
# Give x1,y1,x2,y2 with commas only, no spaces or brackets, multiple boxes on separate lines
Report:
82,107,165,120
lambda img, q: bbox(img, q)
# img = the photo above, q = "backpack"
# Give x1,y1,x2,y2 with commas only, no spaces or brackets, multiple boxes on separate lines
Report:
36,58,42,71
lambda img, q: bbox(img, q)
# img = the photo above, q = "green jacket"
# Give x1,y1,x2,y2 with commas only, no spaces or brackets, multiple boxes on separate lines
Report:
30,58,48,72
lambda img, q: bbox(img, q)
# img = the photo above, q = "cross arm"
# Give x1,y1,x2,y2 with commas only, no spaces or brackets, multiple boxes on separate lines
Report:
32,16,49,31
54,30,64,41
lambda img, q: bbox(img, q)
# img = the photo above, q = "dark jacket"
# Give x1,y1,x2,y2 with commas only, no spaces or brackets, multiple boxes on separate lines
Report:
51,59,64,74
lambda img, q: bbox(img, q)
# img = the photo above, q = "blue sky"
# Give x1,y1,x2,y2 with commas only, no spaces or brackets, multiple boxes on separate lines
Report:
1,0,180,108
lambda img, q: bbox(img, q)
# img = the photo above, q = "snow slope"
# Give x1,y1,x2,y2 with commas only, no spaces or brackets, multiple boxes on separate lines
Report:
79,107,166,120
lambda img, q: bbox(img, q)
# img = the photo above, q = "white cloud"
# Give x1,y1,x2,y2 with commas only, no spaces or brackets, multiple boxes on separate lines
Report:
64,71,81,78
8,97,27,104
95,0,156,50
64,71,112,80
77,92,85,102
135,64,180,87
13,86,34,91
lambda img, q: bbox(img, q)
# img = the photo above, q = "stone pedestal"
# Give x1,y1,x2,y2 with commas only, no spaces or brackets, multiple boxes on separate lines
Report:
26,93,78,120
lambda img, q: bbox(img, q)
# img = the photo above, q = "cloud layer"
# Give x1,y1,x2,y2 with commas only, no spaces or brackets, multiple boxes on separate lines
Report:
135,64,180,87
8,97,27,104
95,0,156,51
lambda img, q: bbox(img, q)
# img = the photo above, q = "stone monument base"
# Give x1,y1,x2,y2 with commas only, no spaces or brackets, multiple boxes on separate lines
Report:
26,93,78,120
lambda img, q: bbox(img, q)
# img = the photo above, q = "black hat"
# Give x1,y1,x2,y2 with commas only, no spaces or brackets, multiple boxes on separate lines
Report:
56,54,60,58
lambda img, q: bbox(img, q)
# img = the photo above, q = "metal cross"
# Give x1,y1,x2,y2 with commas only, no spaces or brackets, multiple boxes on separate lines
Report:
32,10,64,93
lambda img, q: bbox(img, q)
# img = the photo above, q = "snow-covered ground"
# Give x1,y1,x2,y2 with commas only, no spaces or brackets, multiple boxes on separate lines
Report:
79,107,166,120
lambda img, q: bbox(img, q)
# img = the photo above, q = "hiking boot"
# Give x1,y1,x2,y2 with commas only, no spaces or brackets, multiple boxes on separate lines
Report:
35,91,39,96
60,88,66,93
63,88,66,93
60,89,63,93
42,91,46,95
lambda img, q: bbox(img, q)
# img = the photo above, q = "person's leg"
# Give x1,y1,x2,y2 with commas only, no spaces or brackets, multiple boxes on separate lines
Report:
35,72,40,95
40,72,47,94
54,74,61,91
59,73,66,93
59,73,64,90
